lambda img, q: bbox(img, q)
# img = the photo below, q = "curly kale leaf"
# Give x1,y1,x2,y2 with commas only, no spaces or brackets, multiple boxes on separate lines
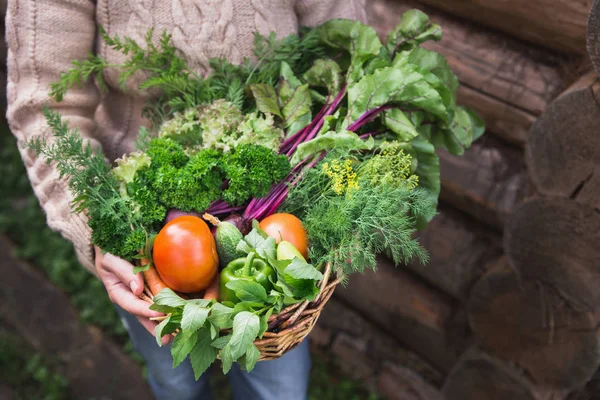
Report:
222,144,291,206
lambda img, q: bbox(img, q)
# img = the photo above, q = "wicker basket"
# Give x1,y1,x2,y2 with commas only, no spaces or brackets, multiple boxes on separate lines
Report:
140,263,339,361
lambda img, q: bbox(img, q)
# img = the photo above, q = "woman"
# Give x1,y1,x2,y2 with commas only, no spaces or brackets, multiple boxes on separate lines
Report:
5,0,367,399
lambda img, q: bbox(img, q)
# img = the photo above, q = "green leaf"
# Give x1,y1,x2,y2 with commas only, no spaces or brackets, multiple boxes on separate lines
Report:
208,303,234,329
291,131,374,166
347,64,448,124
233,301,264,314
227,311,260,360
287,112,312,137
245,343,261,372
270,259,321,301
285,258,323,280
467,108,485,141
225,280,268,303
406,47,458,94
152,288,186,309
382,109,419,141
386,9,442,55
154,315,171,347
220,345,234,374
259,307,274,338
410,136,440,226
189,328,218,380
248,84,282,117
280,61,302,87
242,228,277,260
211,334,232,349
209,322,219,339
318,19,382,62
279,82,312,129
181,300,211,333
171,329,198,368
303,59,343,94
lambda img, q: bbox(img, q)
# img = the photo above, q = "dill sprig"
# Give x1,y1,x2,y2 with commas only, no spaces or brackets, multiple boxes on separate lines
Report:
50,26,327,125
24,109,147,259
282,155,436,278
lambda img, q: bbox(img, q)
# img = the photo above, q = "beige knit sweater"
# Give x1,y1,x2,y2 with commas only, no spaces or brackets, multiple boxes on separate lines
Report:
6,0,367,274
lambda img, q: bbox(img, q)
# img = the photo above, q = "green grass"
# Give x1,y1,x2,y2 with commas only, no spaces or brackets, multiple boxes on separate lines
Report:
0,319,71,400
1,126,378,399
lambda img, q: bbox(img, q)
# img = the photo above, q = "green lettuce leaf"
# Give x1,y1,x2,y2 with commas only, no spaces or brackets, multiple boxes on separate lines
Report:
291,130,374,165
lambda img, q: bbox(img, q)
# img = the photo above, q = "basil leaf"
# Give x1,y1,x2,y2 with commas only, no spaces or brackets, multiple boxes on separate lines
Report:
208,303,234,329
285,258,323,280
171,329,198,368
225,280,268,303
189,328,218,380
245,343,261,372
181,300,210,333
211,334,232,349
152,288,186,308
227,311,260,360
259,307,274,338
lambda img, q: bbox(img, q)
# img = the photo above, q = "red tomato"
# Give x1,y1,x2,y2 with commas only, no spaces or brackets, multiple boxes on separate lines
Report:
153,216,218,293
259,213,308,259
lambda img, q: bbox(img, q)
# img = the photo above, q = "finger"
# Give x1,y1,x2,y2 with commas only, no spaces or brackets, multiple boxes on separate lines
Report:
136,316,171,346
105,278,164,318
101,253,145,296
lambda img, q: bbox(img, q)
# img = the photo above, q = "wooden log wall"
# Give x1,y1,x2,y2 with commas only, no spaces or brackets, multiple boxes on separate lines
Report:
354,1,600,399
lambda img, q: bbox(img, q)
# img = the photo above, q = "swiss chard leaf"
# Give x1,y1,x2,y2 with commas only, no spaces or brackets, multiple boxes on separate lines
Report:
303,59,344,95
347,64,448,125
409,136,440,226
318,19,382,62
291,130,374,166
382,108,419,141
386,9,442,55
248,84,282,117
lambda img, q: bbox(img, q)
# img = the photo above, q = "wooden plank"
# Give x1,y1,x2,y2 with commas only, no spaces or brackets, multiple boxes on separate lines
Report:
417,0,593,54
438,135,530,229
335,256,464,371
405,204,503,299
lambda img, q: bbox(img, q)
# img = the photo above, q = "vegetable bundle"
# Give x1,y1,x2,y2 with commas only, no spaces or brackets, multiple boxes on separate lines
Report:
29,10,484,376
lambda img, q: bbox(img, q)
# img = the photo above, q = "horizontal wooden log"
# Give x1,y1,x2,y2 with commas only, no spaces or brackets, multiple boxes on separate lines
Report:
527,71,600,209
367,0,568,147
443,348,539,400
404,204,502,299
438,135,529,229
468,258,600,390
505,198,600,312
335,255,463,372
588,0,600,76
417,0,593,54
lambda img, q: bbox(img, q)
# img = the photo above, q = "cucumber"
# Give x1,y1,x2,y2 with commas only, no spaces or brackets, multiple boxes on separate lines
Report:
215,221,244,269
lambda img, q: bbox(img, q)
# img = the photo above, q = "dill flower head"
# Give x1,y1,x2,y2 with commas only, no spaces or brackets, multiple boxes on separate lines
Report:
359,142,419,189
322,159,359,195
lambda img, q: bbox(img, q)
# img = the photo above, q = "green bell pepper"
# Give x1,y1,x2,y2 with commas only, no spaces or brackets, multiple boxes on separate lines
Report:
220,253,275,303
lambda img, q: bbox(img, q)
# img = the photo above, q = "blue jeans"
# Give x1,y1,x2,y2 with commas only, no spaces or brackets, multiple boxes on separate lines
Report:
116,307,311,400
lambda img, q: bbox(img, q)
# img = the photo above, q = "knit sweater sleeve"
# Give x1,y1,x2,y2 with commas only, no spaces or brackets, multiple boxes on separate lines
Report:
6,0,101,274
295,0,368,26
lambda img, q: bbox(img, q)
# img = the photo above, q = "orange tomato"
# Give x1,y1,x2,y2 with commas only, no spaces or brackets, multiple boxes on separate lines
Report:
153,216,218,293
259,213,308,259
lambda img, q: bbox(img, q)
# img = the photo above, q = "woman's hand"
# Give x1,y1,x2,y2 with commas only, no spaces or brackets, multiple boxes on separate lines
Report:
95,246,171,345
